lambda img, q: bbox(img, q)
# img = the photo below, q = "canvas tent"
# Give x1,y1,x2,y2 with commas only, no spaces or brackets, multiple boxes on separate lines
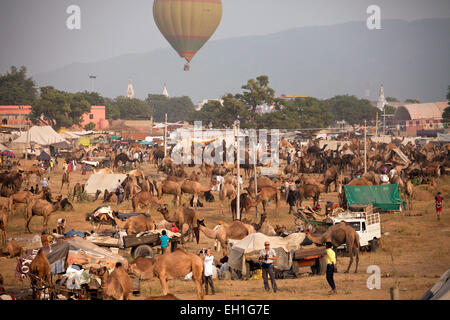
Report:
13,126,68,146
343,184,404,211
16,236,128,280
228,232,305,273
84,173,127,195
421,269,450,300
37,150,51,161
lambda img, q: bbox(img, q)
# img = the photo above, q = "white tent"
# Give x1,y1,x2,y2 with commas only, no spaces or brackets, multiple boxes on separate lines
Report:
227,232,305,272
13,126,68,145
84,173,127,195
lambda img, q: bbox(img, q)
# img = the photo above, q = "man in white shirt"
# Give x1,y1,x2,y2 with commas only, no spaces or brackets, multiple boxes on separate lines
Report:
203,248,215,295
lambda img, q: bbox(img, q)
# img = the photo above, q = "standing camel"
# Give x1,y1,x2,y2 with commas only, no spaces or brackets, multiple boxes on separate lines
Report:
0,207,8,245
404,180,415,210
130,249,205,300
196,219,256,256
180,180,214,208
305,222,360,273
25,195,63,233
156,180,182,207
60,171,70,192
157,204,199,243
132,191,163,212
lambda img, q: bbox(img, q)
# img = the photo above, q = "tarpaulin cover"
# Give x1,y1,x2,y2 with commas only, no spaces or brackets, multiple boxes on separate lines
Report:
344,184,403,211
16,237,128,279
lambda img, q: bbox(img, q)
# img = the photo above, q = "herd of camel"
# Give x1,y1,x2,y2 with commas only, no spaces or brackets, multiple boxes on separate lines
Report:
1,135,449,300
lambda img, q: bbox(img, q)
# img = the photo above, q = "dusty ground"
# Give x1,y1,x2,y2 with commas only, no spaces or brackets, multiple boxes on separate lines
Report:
1,160,449,300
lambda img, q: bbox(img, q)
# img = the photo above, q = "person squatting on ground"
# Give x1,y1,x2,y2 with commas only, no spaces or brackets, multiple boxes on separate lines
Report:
259,241,278,293
326,241,337,294
435,192,444,221
203,248,215,295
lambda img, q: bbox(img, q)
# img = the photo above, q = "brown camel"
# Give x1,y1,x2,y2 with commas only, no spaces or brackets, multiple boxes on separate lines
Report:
197,219,256,256
219,182,236,208
91,263,132,300
113,213,156,235
0,239,22,258
25,195,63,233
180,180,214,208
305,222,360,273
132,191,163,213
60,171,70,192
0,207,8,245
296,184,322,207
404,180,415,210
157,204,199,242
156,180,182,206
130,249,205,300
0,196,12,215
29,248,51,300
255,186,280,213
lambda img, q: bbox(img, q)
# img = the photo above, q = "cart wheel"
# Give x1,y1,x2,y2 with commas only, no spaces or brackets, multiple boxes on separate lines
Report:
316,256,327,275
133,245,154,259
369,239,379,252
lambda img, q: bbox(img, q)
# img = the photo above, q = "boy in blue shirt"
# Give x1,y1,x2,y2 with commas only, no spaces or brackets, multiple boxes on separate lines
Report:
160,230,170,254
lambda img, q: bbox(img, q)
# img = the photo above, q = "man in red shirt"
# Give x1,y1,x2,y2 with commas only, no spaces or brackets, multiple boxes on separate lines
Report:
435,192,443,221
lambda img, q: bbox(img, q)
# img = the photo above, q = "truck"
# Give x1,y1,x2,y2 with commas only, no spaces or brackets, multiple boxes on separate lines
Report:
328,204,382,252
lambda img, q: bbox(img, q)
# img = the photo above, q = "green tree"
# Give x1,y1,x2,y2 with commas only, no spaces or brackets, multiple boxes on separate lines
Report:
147,94,195,122
84,122,96,131
386,97,399,102
442,85,450,127
326,95,378,125
113,96,151,120
384,105,396,114
31,86,90,130
0,66,37,105
404,98,419,103
104,97,120,120
79,91,105,106
235,75,279,123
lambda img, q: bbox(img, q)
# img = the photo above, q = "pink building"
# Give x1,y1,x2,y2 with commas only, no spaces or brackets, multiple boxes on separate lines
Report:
80,105,109,130
0,105,33,126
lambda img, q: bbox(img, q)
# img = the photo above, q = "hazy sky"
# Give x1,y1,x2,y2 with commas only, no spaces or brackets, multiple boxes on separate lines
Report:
1,0,449,75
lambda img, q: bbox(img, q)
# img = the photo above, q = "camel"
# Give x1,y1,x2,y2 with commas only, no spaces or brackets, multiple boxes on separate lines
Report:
114,153,136,169
123,175,140,200
296,184,322,207
28,248,51,300
247,176,281,198
0,207,8,245
0,196,12,215
60,171,70,192
231,193,260,219
255,186,280,213
23,166,43,186
157,204,199,243
197,219,256,256
130,249,205,300
404,180,415,210
25,195,63,233
0,239,22,258
91,263,132,300
219,182,236,208
180,180,214,208
132,191,163,212
93,168,114,174
242,213,276,236
113,213,156,235
305,222,360,273
72,182,84,201
156,180,182,206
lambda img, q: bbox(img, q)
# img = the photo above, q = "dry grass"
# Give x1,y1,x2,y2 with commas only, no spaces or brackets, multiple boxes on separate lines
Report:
0,160,449,300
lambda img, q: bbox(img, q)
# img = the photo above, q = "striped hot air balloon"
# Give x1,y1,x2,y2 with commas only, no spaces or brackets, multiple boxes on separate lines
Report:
153,0,223,71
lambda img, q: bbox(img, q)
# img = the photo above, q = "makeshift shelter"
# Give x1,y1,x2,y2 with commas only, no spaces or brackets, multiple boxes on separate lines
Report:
421,269,450,300
78,137,91,147
228,232,305,273
37,151,51,162
13,126,68,146
84,173,127,195
343,184,404,211
16,236,128,280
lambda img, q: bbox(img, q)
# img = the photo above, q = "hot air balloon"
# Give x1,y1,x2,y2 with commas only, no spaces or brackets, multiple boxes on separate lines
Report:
153,0,223,71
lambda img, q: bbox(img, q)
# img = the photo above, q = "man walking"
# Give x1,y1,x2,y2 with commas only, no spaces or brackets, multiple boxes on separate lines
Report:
435,192,444,221
116,180,124,205
259,241,278,293
160,230,170,254
325,242,337,294
203,248,215,295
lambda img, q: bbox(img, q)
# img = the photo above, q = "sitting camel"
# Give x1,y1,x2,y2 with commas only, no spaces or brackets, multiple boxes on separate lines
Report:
113,213,156,235
305,221,360,273
197,219,256,256
132,191,163,213
90,262,132,300
129,249,205,300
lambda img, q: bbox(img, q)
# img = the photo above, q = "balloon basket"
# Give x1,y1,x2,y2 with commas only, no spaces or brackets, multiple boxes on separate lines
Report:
184,64,190,71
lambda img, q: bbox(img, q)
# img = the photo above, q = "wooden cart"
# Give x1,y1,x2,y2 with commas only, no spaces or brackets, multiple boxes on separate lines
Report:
292,246,327,275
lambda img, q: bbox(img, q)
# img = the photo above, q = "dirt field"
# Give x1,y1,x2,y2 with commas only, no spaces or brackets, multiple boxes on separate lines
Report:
1,160,449,300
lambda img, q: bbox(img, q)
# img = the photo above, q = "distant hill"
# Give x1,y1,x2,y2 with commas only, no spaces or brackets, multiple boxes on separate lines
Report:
33,18,450,104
